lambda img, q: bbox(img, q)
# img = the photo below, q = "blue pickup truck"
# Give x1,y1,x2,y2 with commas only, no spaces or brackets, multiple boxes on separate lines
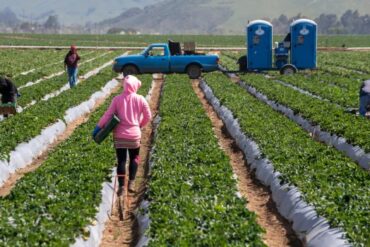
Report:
113,41,219,79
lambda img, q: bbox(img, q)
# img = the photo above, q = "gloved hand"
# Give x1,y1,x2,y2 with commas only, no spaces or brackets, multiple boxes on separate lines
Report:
92,125,101,138
17,93,21,98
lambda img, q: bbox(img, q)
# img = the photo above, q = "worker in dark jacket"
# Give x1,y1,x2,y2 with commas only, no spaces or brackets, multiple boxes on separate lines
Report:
64,45,80,88
359,79,370,117
0,76,19,117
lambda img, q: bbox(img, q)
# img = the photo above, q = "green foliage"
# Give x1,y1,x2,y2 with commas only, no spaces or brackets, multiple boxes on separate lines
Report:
0,33,369,47
147,74,265,246
0,68,115,160
16,50,122,108
0,75,152,246
204,72,370,246
234,73,370,153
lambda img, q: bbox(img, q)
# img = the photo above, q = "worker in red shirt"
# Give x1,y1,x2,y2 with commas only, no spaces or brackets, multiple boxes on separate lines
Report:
64,45,80,88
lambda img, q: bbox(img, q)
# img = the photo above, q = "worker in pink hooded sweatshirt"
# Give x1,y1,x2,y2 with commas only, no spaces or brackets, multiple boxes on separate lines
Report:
93,75,151,195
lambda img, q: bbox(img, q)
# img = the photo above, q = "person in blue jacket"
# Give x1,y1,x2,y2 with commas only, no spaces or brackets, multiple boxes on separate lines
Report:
359,79,370,117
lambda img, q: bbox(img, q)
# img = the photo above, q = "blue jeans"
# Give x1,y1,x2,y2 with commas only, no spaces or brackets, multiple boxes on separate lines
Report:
359,94,370,117
67,67,78,88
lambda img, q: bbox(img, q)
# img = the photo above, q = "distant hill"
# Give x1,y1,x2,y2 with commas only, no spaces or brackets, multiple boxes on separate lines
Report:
0,0,369,33
97,0,370,34
0,7,19,27
97,0,233,34
0,0,163,24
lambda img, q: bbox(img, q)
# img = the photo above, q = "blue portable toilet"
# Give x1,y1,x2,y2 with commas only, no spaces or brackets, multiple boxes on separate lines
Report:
247,20,273,70
290,19,317,69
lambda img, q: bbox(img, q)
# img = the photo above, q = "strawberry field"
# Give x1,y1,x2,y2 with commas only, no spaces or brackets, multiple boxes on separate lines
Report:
0,37,369,247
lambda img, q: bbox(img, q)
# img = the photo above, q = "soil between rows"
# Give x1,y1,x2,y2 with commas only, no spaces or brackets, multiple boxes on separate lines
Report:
192,79,302,247
100,77,163,247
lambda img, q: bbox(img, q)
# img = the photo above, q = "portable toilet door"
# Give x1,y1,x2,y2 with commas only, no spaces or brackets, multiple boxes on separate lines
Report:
247,20,273,70
290,19,317,69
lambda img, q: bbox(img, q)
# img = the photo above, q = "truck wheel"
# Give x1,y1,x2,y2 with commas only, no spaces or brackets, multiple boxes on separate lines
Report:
122,65,138,76
186,64,201,79
280,64,297,75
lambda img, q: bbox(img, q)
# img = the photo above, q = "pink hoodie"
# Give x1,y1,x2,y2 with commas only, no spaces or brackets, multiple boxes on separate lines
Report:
98,75,151,140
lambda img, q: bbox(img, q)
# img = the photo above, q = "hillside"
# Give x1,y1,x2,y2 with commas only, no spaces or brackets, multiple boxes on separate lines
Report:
208,0,370,33
0,0,369,33
0,0,163,24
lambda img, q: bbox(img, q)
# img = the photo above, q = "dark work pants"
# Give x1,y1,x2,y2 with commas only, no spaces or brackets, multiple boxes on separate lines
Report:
116,148,140,187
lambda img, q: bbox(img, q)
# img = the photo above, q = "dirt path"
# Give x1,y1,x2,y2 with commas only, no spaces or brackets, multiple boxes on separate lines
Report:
100,77,163,247
0,80,121,197
192,79,301,247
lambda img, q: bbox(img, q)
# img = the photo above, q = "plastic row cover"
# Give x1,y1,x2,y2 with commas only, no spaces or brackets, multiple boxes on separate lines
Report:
238,80,369,169
145,79,156,102
0,78,119,189
199,79,351,247
42,58,114,102
64,79,119,124
274,79,328,102
73,79,156,247
72,168,116,247
0,120,66,187
135,107,163,246
43,83,72,102
81,60,113,80
19,71,64,90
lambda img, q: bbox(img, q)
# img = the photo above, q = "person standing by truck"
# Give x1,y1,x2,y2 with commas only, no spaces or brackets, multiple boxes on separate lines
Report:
64,45,80,88
93,75,151,195
0,76,19,118
359,79,370,117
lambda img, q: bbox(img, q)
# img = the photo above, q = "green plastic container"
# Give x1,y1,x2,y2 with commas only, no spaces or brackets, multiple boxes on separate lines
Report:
94,115,120,144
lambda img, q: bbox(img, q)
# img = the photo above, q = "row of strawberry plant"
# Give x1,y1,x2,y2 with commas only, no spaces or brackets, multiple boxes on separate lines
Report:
0,75,153,246
318,64,368,80
236,73,370,153
219,53,239,71
14,50,101,87
0,49,65,77
145,74,265,246
275,73,359,108
0,67,117,160
16,50,122,108
203,73,370,246
318,51,370,74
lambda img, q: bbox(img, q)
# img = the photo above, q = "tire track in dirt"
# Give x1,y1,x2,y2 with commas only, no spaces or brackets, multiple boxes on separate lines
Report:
192,79,302,247
100,76,163,247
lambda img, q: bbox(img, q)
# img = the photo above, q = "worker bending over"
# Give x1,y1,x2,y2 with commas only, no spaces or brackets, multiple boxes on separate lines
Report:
359,79,370,117
0,76,19,117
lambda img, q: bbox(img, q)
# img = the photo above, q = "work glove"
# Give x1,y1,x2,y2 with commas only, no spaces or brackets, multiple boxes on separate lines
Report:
92,125,101,138
17,93,21,98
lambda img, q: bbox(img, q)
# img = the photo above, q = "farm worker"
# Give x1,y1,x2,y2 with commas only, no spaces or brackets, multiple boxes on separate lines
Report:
0,76,19,117
93,75,151,195
359,79,370,117
64,45,80,88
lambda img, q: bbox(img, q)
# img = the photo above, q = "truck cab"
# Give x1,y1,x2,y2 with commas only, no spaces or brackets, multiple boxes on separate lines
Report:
140,43,171,73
